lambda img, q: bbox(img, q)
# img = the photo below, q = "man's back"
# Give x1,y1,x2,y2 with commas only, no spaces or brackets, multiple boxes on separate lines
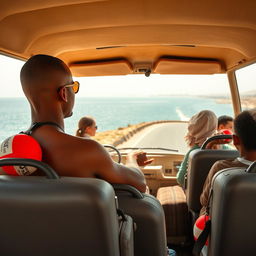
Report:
31,123,147,191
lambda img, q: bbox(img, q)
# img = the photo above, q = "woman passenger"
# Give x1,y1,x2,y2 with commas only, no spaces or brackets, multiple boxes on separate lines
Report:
176,110,218,187
76,116,97,138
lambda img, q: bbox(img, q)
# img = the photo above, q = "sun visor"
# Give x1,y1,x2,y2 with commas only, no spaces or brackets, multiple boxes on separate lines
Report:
154,58,222,74
69,59,133,77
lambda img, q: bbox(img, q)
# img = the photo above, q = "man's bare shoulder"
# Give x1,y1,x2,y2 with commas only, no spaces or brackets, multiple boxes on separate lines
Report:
60,132,103,148
62,133,108,158
33,126,103,151
40,131,113,177
35,129,110,167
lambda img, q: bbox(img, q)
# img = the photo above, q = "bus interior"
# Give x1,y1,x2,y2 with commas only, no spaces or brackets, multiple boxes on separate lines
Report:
0,1,256,255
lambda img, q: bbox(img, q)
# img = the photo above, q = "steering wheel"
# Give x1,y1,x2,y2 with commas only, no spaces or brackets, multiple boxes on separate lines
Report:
103,144,122,163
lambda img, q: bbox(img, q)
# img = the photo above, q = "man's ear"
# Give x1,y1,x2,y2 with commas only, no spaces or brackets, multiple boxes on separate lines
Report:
233,134,240,146
58,87,68,102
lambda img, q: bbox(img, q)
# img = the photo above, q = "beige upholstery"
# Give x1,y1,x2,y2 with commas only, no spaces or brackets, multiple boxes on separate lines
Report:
1,0,256,75
157,185,192,245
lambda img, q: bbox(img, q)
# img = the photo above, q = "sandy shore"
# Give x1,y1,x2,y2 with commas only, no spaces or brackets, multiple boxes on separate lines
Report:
216,97,256,109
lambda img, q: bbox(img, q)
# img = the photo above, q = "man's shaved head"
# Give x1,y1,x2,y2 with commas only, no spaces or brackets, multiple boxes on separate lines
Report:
20,54,75,119
20,54,72,94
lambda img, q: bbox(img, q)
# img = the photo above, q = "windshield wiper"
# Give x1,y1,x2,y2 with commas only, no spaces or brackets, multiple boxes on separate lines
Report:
116,147,178,152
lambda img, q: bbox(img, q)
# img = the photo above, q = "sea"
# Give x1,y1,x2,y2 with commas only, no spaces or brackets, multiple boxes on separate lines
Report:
0,96,233,143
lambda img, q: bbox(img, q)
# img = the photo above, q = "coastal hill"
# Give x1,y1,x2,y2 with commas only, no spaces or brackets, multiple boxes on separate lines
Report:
216,93,256,109
201,90,256,109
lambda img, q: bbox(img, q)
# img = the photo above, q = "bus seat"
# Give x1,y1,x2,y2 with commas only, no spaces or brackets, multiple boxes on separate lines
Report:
157,185,192,246
186,148,239,222
0,175,121,256
113,184,167,256
209,164,256,255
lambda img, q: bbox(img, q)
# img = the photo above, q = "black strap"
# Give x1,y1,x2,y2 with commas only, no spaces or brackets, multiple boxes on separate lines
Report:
21,122,64,135
192,185,213,255
116,208,127,222
193,219,211,256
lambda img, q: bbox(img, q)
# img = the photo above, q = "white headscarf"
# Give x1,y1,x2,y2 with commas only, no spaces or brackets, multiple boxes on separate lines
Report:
185,110,217,147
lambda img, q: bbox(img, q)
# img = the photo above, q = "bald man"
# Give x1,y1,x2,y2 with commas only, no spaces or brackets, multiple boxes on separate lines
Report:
20,54,151,192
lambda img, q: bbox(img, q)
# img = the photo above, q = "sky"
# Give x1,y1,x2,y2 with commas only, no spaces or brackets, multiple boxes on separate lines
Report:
0,54,255,98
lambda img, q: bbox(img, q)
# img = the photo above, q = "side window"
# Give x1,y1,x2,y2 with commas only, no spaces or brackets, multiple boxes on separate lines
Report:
235,63,256,110
0,55,29,141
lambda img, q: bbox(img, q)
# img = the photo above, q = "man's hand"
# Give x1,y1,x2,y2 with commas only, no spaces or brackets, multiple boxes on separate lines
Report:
126,151,154,166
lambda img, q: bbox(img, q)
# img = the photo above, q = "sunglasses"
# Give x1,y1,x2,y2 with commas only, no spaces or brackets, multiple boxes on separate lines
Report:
58,81,80,94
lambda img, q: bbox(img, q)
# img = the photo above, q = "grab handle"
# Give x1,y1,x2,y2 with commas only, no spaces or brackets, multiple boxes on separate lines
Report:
201,135,233,149
0,158,59,179
112,184,144,199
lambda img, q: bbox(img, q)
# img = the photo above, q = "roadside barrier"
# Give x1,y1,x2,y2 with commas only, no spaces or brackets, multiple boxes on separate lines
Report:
95,120,186,146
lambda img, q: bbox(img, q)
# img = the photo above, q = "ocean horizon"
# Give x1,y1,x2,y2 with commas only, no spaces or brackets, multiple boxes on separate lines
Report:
0,96,233,142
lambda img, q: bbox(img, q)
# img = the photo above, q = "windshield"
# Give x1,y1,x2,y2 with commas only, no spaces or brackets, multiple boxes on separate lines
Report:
1,54,233,143
66,73,232,132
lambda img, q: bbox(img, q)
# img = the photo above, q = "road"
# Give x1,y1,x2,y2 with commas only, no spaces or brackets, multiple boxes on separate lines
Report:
118,122,189,154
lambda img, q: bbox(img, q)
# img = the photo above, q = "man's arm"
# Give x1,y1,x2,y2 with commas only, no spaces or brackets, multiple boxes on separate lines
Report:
99,150,147,192
82,141,147,192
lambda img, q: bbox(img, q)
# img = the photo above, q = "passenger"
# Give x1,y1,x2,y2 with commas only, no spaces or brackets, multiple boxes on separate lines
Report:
217,115,234,150
200,109,256,215
20,54,153,192
76,116,97,138
176,110,218,187
217,115,234,131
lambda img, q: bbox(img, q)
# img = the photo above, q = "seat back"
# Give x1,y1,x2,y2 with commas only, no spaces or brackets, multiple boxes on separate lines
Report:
114,184,167,256
209,166,256,255
186,149,239,218
0,175,120,256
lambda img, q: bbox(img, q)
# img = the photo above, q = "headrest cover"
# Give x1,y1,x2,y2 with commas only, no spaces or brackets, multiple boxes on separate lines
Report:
0,134,42,175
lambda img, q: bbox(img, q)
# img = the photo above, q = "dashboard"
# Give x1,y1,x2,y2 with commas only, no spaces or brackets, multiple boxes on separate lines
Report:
112,151,184,196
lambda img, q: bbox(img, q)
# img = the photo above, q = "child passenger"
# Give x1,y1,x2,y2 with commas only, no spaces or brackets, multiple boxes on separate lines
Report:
218,115,234,150
76,116,97,138
217,115,234,131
